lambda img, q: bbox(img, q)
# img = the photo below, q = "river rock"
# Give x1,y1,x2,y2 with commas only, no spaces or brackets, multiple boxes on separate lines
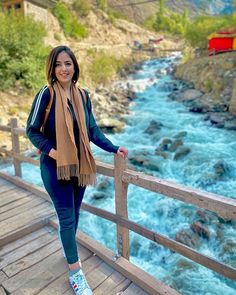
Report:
144,120,163,135
173,147,190,160
96,178,110,190
168,139,183,152
174,131,187,138
156,138,172,152
90,192,109,201
129,154,160,172
213,160,229,178
190,221,210,239
224,119,236,130
99,118,125,133
176,229,200,248
177,89,203,102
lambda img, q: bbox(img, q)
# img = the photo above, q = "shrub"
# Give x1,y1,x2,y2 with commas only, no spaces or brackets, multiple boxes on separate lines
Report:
52,2,87,39
73,0,91,17
89,52,127,85
0,10,49,91
184,15,232,49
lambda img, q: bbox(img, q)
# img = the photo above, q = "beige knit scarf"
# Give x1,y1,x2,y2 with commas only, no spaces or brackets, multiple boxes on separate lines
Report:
54,81,96,186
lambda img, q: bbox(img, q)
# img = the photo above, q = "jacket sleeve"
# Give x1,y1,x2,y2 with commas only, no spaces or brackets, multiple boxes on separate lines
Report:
86,92,119,154
26,86,54,154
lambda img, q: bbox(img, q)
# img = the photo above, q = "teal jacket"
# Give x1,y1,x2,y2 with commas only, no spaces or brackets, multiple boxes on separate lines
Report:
26,85,119,155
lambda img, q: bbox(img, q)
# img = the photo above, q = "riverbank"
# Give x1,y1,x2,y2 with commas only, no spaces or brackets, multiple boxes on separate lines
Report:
172,51,236,130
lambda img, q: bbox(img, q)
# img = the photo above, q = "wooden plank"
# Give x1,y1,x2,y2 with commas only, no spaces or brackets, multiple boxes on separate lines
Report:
0,227,52,256
3,239,61,277
0,219,50,247
0,171,50,201
87,262,114,290
82,254,104,274
0,194,37,214
50,219,179,295
10,270,57,295
93,270,127,295
108,278,131,295
2,250,66,293
14,154,39,166
8,249,98,295
82,203,236,281
96,160,114,177
0,125,11,132
0,185,15,194
0,197,46,222
123,170,236,220
0,189,32,207
0,203,54,238
36,272,70,295
37,238,94,295
0,271,8,284
114,155,129,259
10,118,22,177
0,233,58,271
0,287,7,295
123,283,149,295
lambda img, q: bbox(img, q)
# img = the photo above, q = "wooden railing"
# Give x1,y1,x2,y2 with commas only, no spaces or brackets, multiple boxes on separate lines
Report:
0,118,236,283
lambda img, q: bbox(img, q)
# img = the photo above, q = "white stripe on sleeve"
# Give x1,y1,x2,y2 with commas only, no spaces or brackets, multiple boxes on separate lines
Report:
30,85,48,126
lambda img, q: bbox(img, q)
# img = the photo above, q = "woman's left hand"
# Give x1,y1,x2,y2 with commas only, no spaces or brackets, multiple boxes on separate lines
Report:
117,146,128,159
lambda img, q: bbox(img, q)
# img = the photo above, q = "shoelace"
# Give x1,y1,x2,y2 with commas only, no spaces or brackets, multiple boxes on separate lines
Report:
70,270,90,294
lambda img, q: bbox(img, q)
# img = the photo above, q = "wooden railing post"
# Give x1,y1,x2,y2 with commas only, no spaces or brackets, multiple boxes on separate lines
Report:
114,155,129,260
10,118,22,177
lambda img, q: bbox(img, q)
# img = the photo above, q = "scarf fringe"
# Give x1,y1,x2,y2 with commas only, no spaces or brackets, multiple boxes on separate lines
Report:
57,165,96,186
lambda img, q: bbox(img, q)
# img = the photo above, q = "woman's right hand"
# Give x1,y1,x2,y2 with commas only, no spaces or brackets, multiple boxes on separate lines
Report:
49,148,57,160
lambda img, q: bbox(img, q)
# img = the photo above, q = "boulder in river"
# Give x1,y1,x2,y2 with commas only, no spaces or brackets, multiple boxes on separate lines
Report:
173,147,191,160
176,229,200,248
144,120,163,135
168,139,183,152
99,118,125,133
190,221,210,239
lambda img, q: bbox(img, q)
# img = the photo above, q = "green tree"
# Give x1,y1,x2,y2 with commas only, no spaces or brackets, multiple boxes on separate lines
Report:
0,10,49,91
184,15,233,49
155,0,165,31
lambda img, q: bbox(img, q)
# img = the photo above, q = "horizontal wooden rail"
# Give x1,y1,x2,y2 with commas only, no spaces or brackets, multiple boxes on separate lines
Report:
49,218,180,295
1,118,236,284
0,125,11,132
123,170,236,220
81,203,236,281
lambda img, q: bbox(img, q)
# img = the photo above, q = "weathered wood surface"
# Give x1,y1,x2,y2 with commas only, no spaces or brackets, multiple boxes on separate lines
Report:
0,176,176,295
123,169,236,220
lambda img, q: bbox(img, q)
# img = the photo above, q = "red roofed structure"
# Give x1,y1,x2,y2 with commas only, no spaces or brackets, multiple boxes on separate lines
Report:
208,28,236,55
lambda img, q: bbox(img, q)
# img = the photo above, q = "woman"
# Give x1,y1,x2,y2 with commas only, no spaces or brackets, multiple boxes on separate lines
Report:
26,45,128,295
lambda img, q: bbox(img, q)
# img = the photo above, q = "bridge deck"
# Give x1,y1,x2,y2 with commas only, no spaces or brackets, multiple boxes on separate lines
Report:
0,177,150,295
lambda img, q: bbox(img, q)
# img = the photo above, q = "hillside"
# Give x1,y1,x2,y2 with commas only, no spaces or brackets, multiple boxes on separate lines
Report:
0,3,178,146
107,0,235,24
0,1,235,153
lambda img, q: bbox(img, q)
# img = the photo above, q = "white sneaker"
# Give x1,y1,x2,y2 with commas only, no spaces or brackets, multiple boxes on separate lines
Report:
69,269,93,295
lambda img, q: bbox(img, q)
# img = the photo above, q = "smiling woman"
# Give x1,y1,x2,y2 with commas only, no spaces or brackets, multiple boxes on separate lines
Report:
26,45,128,295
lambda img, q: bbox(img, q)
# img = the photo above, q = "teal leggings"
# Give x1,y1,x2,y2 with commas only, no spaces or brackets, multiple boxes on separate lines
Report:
40,154,86,264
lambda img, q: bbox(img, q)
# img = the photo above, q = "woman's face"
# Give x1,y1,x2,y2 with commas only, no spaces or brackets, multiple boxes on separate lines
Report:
54,51,75,86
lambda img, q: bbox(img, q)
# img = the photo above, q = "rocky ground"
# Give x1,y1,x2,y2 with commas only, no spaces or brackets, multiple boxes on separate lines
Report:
172,51,236,130
1,6,235,149
0,8,179,150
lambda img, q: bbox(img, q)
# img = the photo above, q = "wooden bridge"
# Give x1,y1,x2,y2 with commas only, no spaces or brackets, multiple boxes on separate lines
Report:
0,119,236,295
